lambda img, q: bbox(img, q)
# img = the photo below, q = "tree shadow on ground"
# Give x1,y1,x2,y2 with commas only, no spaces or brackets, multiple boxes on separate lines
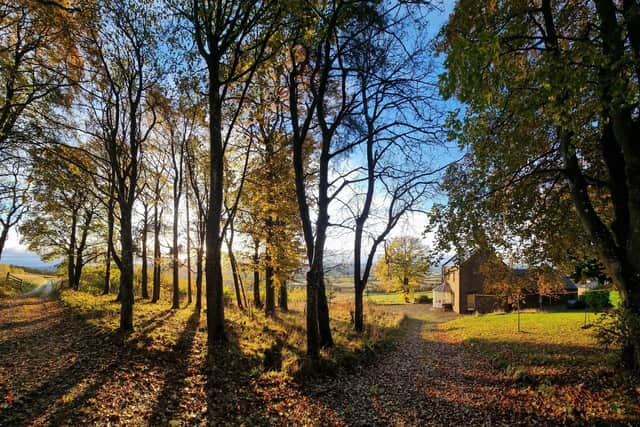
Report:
147,309,201,425
0,306,118,426
204,322,275,425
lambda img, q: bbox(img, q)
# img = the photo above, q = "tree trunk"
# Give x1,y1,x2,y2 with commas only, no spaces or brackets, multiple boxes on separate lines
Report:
403,276,410,303
279,279,288,312
265,260,275,317
226,237,244,309
103,197,114,295
354,283,364,332
172,195,180,310
73,254,83,291
205,70,225,343
73,212,92,291
620,283,640,373
306,266,321,358
141,207,149,299
195,237,203,310
317,278,333,347
186,185,192,305
253,239,262,308
151,203,161,303
119,204,134,332
0,224,9,262
68,210,77,289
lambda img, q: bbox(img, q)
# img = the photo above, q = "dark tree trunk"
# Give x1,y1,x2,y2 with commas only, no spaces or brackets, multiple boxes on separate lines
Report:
73,255,83,291
119,204,134,332
151,203,161,303
195,245,203,310
141,206,149,299
186,185,192,306
317,278,332,347
226,236,244,309
103,190,115,295
253,239,262,308
265,260,275,317
403,276,410,303
205,72,225,343
279,279,288,312
172,195,180,310
72,210,92,291
306,265,321,358
0,225,9,263
354,282,364,332
68,210,78,289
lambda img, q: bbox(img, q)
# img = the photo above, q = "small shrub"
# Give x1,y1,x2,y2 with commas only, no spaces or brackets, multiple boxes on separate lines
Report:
581,290,611,312
223,286,234,306
416,295,432,304
594,307,640,372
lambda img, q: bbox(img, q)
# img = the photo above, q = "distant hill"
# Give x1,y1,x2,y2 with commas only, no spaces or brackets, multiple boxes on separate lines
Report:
0,248,58,271
0,263,57,275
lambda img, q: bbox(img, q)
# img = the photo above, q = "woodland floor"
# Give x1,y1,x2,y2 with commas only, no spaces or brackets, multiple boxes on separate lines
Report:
1,286,639,426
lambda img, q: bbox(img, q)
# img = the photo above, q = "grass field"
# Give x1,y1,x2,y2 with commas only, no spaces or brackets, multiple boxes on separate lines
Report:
441,310,597,349
438,309,639,421
60,290,406,377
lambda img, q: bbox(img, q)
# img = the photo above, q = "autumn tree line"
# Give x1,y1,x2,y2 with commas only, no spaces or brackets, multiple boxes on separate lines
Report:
3,0,640,374
0,0,441,359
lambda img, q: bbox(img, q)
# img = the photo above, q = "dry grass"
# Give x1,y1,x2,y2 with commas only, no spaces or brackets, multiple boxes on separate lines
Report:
60,290,405,379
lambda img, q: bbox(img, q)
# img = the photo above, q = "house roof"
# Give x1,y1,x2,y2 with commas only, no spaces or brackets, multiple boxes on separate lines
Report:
433,282,453,293
562,276,578,291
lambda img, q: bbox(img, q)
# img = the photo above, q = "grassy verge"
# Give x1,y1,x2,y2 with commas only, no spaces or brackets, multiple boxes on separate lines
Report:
439,310,639,421
60,291,405,379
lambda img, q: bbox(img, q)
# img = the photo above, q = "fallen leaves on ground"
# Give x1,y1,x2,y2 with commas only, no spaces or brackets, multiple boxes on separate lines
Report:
0,293,638,426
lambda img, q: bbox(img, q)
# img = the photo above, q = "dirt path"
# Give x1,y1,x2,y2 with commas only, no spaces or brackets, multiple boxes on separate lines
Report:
21,282,55,298
293,308,514,426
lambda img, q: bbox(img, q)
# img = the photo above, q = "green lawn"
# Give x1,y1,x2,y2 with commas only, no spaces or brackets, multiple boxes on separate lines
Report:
365,291,432,305
441,310,596,347
437,310,639,422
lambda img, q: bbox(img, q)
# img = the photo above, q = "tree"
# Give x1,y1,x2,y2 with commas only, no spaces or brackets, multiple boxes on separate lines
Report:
0,0,81,153
145,143,169,303
185,130,208,311
436,0,640,372
82,0,159,330
373,236,430,302
284,0,362,357
238,66,306,317
0,152,29,261
480,256,565,331
0,1,82,256
345,1,441,332
175,0,279,344
137,169,154,300
158,96,195,310
20,146,100,290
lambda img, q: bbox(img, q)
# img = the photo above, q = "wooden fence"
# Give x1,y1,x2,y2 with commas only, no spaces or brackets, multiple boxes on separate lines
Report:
6,272,24,288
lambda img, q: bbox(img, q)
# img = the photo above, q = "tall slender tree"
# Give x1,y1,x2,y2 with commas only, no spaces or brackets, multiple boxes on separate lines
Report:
82,0,160,330
175,0,279,343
